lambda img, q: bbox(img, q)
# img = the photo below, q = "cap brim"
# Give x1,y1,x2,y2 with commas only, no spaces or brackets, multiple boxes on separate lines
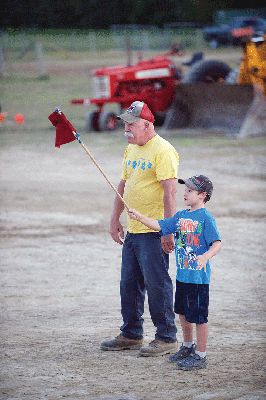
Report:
117,112,140,123
178,178,199,191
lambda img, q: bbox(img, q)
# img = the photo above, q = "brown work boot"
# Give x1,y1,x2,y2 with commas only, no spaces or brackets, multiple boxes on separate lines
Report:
139,339,178,357
100,334,144,351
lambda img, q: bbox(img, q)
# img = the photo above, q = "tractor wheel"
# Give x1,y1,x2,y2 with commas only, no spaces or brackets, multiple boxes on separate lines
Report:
98,111,119,132
85,110,100,132
154,112,166,127
182,59,231,83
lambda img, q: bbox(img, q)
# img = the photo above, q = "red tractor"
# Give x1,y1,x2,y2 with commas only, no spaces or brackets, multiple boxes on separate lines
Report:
71,45,258,134
71,49,185,131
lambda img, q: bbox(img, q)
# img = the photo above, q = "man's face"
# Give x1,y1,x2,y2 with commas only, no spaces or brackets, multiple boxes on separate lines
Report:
124,119,148,145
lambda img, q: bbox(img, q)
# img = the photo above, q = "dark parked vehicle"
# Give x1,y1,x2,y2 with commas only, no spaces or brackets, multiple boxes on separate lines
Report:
202,16,266,48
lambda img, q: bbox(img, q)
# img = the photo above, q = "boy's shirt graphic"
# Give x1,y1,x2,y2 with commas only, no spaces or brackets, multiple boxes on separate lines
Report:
159,208,221,284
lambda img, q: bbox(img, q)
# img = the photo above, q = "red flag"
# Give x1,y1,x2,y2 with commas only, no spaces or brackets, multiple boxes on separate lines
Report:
48,110,76,148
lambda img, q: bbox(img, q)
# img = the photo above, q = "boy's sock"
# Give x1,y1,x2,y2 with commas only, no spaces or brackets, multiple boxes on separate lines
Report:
195,350,206,358
183,341,194,348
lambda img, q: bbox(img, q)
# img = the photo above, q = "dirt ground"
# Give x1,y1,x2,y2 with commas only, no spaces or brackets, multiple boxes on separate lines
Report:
1,45,266,399
1,127,265,400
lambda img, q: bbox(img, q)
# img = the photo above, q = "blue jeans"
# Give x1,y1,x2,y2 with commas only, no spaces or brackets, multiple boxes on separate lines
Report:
120,232,177,342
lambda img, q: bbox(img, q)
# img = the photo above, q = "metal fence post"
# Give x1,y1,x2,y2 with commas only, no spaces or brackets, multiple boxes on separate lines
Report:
35,41,49,79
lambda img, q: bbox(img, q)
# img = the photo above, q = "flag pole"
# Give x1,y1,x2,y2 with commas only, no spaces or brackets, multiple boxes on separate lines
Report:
73,131,130,211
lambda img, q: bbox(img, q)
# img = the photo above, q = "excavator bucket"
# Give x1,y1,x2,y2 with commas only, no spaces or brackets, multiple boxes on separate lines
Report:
162,83,256,134
239,89,266,137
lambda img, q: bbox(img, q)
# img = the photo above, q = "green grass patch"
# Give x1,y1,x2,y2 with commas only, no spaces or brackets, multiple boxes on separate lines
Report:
0,33,264,151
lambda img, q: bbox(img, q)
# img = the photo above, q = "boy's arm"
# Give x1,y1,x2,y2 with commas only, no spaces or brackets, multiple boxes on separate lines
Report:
196,240,222,271
160,178,177,254
127,209,160,231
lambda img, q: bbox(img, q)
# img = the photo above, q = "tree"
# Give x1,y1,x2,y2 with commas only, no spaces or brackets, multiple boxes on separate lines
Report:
1,0,265,28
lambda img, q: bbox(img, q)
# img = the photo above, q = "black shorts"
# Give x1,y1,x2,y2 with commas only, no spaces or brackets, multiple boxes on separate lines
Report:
174,280,209,324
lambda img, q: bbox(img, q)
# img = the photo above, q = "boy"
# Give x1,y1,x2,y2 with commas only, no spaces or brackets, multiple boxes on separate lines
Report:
128,175,221,370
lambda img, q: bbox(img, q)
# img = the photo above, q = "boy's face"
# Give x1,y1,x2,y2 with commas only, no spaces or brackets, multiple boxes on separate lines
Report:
183,186,206,208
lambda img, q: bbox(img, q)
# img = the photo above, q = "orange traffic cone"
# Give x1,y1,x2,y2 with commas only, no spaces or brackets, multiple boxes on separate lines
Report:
13,113,25,125
0,112,7,123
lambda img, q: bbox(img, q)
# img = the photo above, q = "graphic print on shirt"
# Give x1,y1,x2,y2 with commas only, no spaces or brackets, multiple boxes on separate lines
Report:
175,218,203,270
126,158,153,171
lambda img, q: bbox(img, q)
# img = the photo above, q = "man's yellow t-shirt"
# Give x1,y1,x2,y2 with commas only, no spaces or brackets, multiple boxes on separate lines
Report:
122,134,179,233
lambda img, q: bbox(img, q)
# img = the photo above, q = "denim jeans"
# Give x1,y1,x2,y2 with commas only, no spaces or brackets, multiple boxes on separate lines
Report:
120,232,177,342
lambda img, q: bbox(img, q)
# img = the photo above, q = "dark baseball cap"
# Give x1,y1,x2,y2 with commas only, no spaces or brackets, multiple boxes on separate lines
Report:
178,175,213,199
117,101,155,123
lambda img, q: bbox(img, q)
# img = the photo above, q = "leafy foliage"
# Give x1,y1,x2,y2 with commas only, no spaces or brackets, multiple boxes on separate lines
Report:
1,0,263,28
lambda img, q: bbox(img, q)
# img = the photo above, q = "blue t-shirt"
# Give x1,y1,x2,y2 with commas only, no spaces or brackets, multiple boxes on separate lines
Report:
159,208,221,284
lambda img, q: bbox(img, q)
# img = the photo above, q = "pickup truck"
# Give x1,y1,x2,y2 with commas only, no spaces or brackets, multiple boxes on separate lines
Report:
202,16,266,48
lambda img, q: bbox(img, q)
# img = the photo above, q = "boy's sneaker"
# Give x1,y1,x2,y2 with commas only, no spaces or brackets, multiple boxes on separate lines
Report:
176,353,207,370
168,343,196,363
100,334,143,351
139,339,177,357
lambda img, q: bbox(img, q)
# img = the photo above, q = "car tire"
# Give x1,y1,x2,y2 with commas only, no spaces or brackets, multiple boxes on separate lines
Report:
209,39,219,49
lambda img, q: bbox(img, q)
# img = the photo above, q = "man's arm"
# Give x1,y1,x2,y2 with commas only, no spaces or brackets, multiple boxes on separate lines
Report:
160,178,177,254
109,179,126,245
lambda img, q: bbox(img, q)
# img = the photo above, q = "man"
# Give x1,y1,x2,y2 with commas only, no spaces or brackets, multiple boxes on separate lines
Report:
100,101,179,356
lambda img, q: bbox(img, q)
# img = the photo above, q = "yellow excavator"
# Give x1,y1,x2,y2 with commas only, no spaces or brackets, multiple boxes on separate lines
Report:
239,33,266,94
237,33,266,136
163,33,266,136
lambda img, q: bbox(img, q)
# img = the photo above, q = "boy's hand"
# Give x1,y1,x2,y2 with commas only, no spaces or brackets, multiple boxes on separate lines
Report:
127,208,142,221
196,254,209,272
161,234,175,254
127,209,160,232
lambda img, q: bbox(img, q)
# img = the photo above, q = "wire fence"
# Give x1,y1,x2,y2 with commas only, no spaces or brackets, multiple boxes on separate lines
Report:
1,28,206,54
0,28,208,79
